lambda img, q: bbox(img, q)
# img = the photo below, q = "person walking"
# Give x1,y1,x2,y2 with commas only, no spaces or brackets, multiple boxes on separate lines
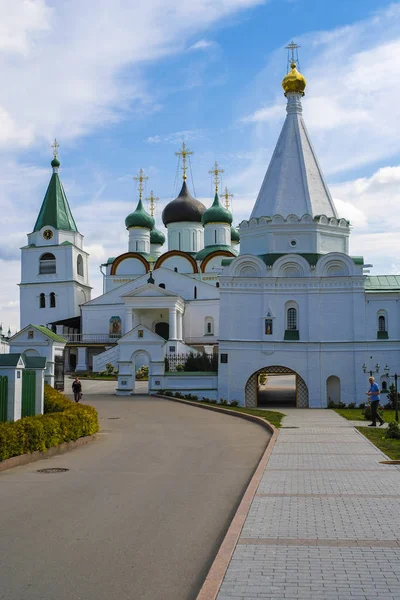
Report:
367,376,384,427
72,377,82,403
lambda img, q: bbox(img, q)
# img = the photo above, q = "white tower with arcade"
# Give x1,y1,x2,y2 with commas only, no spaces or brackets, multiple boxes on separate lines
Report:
19,141,91,329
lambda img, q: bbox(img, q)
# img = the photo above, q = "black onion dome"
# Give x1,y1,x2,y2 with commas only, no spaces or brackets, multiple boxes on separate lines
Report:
162,181,206,226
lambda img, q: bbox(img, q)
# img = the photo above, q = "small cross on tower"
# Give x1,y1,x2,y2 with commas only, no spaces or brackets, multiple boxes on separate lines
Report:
133,168,149,201
285,40,301,69
208,161,224,194
222,186,233,211
175,142,193,181
51,138,59,158
146,190,159,217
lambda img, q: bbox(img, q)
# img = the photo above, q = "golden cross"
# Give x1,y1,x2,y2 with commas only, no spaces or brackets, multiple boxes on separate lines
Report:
222,186,233,211
133,168,149,201
51,138,59,158
285,41,300,67
208,161,224,193
146,190,159,217
175,142,193,181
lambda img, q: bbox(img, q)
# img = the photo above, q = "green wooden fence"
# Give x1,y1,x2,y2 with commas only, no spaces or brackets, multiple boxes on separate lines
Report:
22,370,36,418
0,375,7,422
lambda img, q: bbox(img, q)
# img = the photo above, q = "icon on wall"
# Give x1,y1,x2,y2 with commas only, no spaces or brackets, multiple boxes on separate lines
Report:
28,330,34,339
109,316,122,336
265,319,273,335
138,329,144,338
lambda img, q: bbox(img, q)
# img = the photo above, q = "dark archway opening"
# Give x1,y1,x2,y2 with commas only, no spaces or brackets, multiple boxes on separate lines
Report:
155,322,169,340
258,373,296,407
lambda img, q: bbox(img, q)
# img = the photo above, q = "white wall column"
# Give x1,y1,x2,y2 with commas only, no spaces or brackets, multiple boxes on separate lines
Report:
169,308,177,340
34,369,45,415
0,365,22,421
125,309,133,334
177,311,183,341
76,346,88,371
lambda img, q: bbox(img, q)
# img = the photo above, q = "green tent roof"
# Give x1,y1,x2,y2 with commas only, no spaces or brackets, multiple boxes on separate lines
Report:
33,163,77,232
32,325,67,343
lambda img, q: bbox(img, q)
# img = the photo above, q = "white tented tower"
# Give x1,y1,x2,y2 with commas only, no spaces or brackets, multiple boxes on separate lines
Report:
19,147,91,329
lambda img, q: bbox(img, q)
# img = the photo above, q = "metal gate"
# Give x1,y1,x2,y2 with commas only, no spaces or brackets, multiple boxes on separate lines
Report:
22,370,36,418
0,375,7,422
54,354,65,391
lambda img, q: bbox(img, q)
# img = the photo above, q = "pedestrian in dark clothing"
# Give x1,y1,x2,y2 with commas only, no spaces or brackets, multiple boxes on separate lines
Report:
72,377,82,403
367,376,384,427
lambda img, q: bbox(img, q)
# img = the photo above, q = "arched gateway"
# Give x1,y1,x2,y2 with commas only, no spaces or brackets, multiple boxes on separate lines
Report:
245,365,309,408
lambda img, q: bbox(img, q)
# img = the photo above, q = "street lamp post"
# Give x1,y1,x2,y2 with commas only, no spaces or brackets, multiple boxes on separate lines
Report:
384,365,399,423
362,362,380,378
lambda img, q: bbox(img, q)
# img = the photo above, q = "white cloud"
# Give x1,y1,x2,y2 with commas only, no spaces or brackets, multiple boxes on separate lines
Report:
146,129,206,144
0,0,264,150
188,39,216,51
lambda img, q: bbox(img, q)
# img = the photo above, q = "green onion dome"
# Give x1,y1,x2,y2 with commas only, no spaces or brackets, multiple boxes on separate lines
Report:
162,181,206,226
150,227,165,245
230,225,240,243
202,193,233,226
51,157,60,168
125,198,155,230
106,256,115,264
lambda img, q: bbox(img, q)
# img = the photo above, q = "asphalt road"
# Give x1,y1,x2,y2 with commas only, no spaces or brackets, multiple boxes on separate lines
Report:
0,381,270,600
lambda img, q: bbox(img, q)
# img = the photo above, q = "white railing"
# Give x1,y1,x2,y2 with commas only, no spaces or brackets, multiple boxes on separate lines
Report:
64,334,121,344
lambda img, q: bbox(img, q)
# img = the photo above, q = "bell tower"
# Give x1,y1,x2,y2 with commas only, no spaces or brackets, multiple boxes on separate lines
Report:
19,141,92,329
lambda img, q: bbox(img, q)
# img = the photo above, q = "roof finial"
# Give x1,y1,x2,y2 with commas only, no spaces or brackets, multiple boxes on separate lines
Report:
146,190,159,217
222,186,233,211
285,40,301,71
51,138,59,158
208,161,224,194
133,168,149,203
175,142,193,181
50,138,60,171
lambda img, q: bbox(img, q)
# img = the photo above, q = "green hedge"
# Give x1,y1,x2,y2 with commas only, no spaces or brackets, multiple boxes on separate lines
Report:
0,384,99,462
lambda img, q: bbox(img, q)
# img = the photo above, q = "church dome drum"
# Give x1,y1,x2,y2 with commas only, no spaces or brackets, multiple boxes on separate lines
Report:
162,181,206,226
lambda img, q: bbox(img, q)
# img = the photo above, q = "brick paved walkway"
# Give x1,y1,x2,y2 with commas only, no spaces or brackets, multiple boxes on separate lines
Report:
217,409,400,600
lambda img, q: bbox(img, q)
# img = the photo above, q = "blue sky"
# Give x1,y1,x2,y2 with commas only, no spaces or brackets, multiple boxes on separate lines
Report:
0,0,398,331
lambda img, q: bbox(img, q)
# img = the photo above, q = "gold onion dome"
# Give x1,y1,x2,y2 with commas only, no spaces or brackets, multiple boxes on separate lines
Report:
282,62,306,96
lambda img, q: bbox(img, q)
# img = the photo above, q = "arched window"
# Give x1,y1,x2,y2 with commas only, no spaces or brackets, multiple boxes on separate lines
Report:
39,293,45,308
378,315,386,331
205,317,214,335
381,380,387,391
193,231,197,251
216,282,220,288
50,292,56,308
77,254,84,276
287,307,297,330
159,283,166,289
194,286,197,299
39,253,56,274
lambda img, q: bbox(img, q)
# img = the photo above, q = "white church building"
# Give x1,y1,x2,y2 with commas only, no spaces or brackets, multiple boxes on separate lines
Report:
18,54,400,408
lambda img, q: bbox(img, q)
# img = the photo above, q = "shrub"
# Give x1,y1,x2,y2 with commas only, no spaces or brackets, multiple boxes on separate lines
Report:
328,400,346,409
0,385,99,462
219,398,228,406
385,421,400,440
136,365,149,380
176,364,184,372
184,394,198,401
163,390,174,397
201,397,210,403
105,363,115,375
183,352,218,372
174,392,185,399
209,399,217,404
229,400,239,407
385,384,400,410
347,402,356,409
164,357,170,372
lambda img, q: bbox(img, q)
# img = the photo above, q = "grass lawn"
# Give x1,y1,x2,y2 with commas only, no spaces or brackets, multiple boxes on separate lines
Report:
356,427,400,461
333,408,398,422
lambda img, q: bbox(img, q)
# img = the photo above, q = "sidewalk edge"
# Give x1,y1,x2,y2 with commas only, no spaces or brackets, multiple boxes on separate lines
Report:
156,395,278,600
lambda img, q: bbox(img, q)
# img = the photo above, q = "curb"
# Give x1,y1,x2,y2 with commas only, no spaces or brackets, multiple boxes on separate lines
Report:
0,434,97,473
156,395,278,600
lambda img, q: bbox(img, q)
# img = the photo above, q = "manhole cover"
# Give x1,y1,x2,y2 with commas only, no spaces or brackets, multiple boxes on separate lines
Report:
107,417,121,420
380,460,400,465
37,468,70,473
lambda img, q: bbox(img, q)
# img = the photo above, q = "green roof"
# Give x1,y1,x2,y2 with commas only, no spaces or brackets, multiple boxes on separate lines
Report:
106,257,116,264
196,244,238,261
231,225,240,243
150,228,166,245
33,163,77,233
32,325,67,343
0,353,25,367
202,193,232,226
365,275,400,291
23,355,47,369
125,199,155,230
